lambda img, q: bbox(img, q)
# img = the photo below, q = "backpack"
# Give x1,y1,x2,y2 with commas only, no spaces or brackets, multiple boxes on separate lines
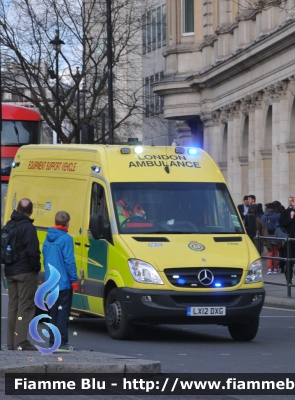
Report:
1,220,24,265
262,213,277,234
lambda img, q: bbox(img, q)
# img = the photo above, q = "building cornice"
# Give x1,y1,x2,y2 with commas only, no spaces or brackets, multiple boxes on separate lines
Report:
238,156,249,166
284,142,295,153
259,149,272,159
152,82,199,97
163,43,202,57
190,21,295,88
236,9,260,22
199,35,218,50
215,22,238,35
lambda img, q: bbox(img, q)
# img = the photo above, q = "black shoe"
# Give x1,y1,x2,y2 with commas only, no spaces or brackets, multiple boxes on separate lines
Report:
21,344,38,351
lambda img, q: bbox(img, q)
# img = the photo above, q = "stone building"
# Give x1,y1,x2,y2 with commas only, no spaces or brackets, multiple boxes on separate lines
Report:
153,0,295,205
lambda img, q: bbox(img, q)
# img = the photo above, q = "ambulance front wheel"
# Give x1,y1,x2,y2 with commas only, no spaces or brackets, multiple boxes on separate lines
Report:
227,317,259,341
105,288,135,340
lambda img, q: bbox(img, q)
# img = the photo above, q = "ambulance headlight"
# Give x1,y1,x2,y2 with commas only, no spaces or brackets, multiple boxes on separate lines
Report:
245,259,263,283
128,259,164,284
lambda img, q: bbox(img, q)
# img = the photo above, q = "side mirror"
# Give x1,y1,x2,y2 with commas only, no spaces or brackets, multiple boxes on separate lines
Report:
89,214,104,239
244,214,256,239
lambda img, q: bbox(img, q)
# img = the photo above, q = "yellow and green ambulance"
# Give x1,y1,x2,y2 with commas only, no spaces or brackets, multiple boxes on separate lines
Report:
4,144,265,341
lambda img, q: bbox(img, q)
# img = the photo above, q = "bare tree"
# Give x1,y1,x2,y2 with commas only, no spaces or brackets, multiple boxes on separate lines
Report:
0,0,149,143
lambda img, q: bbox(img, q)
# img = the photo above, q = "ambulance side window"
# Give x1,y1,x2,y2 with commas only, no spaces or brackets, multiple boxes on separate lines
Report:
90,182,113,244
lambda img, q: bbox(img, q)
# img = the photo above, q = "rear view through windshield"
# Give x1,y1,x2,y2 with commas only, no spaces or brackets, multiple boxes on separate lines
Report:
112,182,243,234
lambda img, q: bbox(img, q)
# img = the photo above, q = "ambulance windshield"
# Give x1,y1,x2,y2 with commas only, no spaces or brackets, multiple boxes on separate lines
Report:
112,182,244,234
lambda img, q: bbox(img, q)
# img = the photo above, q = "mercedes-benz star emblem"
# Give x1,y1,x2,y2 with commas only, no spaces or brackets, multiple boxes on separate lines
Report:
198,269,214,286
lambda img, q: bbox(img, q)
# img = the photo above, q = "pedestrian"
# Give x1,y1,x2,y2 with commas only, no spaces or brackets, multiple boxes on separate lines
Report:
5,198,41,351
42,211,79,351
287,196,294,209
237,195,249,220
247,205,271,256
272,200,281,214
279,198,295,284
248,195,264,218
277,205,286,274
262,203,279,274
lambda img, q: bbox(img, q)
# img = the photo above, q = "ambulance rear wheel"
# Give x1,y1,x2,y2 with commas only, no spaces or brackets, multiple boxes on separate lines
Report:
106,288,135,340
228,317,259,341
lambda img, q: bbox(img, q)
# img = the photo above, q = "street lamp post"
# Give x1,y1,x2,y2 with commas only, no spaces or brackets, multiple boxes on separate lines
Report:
74,67,81,143
106,0,114,144
50,29,65,143
80,82,88,119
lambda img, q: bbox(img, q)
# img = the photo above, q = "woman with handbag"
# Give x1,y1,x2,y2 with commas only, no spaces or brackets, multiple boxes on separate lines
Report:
279,199,295,284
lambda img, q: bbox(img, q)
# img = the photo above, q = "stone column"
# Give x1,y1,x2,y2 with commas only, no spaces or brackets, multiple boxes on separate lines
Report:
278,80,291,203
231,102,243,203
240,95,256,195
201,120,213,154
251,91,264,204
174,121,192,146
265,84,281,201
221,105,234,191
211,110,221,163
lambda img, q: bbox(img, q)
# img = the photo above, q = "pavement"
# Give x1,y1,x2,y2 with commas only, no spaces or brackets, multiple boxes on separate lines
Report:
0,349,161,377
0,261,294,376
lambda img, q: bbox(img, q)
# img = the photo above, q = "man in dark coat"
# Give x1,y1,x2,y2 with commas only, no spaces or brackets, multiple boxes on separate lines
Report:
279,198,295,284
4,198,41,350
237,195,249,220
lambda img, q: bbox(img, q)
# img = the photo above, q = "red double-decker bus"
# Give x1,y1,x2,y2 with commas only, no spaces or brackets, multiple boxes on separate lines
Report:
1,103,42,224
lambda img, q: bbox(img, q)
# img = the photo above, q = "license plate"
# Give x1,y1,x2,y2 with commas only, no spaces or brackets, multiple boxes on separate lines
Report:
187,306,226,316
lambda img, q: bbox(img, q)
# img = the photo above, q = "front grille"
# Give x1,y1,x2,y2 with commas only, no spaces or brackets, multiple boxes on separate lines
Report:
171,294,240,306
164,267,243,288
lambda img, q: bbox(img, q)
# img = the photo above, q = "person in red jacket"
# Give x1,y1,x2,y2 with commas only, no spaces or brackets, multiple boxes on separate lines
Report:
116,190,146,225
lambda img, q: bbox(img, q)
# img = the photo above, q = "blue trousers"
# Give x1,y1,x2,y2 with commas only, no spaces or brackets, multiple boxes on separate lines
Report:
49,289,72,346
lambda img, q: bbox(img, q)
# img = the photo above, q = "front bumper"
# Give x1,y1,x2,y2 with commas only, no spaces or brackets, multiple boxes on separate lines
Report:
119,287,265,325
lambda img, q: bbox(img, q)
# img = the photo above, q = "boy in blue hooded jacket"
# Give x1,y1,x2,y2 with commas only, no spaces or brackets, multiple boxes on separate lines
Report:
43,211,79,351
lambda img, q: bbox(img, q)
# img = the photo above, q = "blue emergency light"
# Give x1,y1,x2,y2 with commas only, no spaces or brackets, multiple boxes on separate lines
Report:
187,148,198,155
91,166,101,173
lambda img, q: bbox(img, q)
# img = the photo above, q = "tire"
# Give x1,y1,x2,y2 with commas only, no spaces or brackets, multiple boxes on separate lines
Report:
105,288,135,340
228,317,259,341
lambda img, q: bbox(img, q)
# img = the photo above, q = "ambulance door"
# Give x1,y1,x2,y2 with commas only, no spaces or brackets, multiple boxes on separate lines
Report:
55,176,86,312
81,180,112,315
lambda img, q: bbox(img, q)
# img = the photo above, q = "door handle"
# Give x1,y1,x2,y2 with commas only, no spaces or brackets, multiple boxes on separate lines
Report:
84,243,90,248
75,241,81,246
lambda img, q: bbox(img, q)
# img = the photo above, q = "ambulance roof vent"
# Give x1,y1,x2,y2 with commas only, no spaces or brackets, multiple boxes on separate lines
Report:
175,147,185,154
